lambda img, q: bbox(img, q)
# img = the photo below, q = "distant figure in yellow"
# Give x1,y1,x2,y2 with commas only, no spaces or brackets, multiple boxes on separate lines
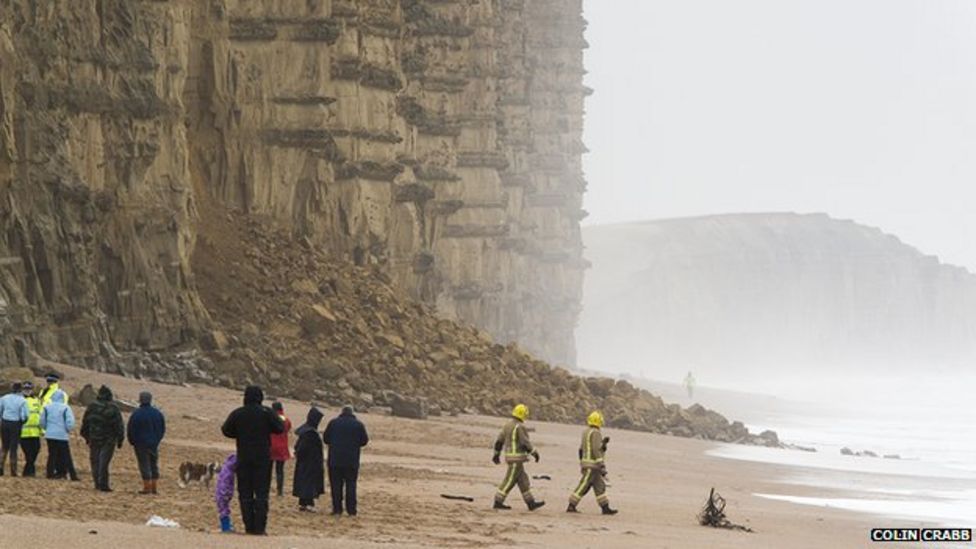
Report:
492,404,545,511
567,411,617,515
684,371,696,399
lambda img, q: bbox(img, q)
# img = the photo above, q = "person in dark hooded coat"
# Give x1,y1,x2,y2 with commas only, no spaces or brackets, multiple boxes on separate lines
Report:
221,386,285,535
292,407,325,511
80,385,125,492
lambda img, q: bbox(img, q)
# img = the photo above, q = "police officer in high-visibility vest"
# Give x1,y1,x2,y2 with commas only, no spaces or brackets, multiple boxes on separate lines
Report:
20,382,43,477
566,411,618,515
38,373,68,407
491,404,545,511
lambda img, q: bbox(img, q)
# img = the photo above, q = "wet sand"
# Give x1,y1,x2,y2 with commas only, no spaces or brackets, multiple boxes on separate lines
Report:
0,365,932,548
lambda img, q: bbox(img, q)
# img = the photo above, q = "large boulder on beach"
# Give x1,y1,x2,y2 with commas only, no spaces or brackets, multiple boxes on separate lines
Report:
390,393,428,420
758,430,780,447
73,384,99,406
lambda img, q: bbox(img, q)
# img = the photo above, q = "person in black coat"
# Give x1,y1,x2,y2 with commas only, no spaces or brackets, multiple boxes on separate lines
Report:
323,405,369,515
292,407,325,512
221,386,285,535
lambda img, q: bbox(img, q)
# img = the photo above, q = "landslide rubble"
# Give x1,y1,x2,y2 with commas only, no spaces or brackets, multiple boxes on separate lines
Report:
191,211,767,445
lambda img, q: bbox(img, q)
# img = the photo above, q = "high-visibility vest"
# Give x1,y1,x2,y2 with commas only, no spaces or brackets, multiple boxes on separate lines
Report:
40,383,68,407
21,397,43,438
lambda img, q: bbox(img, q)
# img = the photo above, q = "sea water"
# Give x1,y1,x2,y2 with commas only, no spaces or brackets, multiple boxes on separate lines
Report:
706,373,976,527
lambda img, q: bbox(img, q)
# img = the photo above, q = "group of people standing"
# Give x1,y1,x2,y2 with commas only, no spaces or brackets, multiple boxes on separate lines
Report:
0,375,79,480
4,375,617,539
0,375,166,494
219,385,369,535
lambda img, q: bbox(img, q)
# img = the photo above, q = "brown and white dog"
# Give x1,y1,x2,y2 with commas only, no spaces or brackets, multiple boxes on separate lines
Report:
177,461,220,489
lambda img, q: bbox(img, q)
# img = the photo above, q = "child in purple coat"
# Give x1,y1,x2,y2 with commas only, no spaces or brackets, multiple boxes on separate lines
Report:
214,453,238,533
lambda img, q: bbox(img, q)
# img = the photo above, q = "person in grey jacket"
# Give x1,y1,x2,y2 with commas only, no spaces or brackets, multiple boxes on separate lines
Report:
0,382,29,476
40,390,79,480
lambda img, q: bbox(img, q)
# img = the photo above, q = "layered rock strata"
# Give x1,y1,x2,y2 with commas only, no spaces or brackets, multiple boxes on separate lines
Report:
185,0,587,366
1,0,584,368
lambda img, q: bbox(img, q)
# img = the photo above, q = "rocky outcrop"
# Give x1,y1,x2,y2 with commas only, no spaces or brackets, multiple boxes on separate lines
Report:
578,213,976,379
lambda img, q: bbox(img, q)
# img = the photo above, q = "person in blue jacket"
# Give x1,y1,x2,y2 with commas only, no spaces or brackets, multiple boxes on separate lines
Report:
39,390,79,480
126,391,166,495
0,382,29,476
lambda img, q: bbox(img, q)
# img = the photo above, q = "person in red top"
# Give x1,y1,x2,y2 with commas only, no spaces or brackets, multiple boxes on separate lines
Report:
269,401,292,497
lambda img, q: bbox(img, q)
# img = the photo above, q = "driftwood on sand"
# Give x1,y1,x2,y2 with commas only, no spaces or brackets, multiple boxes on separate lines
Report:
440,494,475,502
698,488,754,532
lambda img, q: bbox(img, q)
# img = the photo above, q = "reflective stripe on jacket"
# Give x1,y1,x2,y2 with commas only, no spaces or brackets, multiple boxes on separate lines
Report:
495,418,533,463
580,426,605,470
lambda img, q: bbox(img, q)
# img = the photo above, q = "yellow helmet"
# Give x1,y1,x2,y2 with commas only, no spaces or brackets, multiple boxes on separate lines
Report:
512,404,529,421
587,411,604,428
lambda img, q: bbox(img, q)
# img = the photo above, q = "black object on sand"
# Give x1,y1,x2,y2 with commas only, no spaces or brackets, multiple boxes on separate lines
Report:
440,494,475,502
698,487,754,532
531,475,552,480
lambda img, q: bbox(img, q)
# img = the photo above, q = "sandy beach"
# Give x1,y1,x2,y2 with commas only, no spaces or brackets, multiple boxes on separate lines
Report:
0,365,947,548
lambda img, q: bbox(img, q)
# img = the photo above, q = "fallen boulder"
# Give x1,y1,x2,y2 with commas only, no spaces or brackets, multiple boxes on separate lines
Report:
390,393,428,420
73,384,99,407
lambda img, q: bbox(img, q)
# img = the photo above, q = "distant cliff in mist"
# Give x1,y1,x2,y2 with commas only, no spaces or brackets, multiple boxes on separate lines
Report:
577,213,976,381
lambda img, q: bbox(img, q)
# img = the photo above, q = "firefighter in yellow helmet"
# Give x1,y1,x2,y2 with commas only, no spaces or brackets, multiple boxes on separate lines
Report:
491,404,545,511
566,411,617,515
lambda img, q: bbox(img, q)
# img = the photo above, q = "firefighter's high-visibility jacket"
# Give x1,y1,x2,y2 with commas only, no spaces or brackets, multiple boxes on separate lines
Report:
495,418,534,463
579,426,606,470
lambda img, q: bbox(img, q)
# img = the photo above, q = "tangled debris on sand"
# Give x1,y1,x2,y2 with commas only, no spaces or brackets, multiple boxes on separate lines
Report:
698,488,754,532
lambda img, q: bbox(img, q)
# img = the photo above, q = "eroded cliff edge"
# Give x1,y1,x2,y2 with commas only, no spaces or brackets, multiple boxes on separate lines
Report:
0,0,585,367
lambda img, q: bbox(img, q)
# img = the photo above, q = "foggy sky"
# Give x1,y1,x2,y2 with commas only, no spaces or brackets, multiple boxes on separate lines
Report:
582,0,976,271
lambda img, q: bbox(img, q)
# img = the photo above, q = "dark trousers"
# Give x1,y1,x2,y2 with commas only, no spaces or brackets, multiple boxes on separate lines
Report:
20,437,40,476
299,497,315,507
134,445,160,480
0,420,23,474
89,441,116,490
329,466,359,515
46,439,77,479
274,460,285,496
237,458,272,534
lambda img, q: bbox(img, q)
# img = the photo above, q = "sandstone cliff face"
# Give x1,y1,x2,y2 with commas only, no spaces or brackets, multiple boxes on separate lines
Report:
578,213,976,380
186,0,586,366
0,0,585,367
0,1,206,368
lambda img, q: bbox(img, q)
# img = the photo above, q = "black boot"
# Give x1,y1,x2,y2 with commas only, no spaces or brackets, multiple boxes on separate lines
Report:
493,500,512,510
601,503,618,515
527,500,546,511
566,503,579,513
